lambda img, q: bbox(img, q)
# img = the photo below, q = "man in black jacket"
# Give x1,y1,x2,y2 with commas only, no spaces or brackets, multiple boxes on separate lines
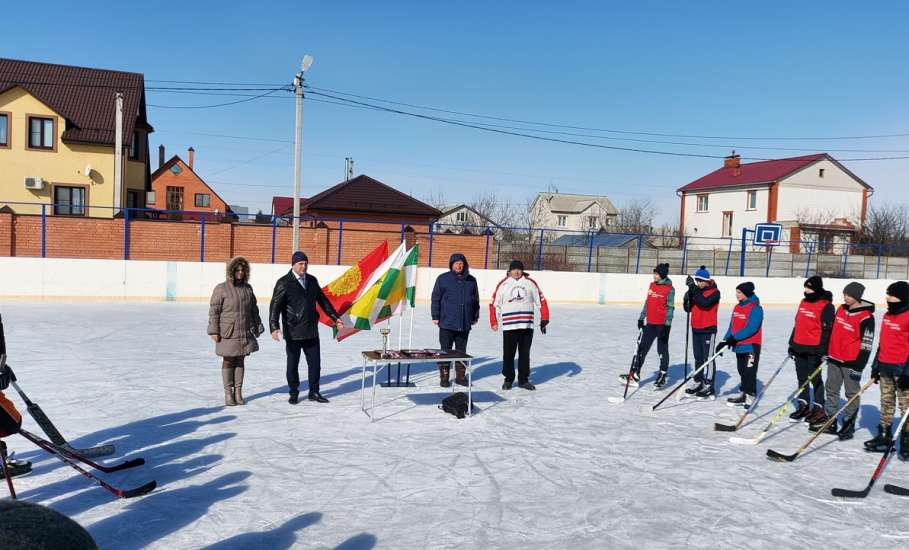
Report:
270,251,343,405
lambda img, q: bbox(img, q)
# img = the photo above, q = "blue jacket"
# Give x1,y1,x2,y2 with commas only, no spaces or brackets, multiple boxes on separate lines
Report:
724,294,763,354
431,253,480,332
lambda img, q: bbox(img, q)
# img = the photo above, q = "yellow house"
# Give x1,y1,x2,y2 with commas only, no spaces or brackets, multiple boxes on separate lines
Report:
0,58,153,217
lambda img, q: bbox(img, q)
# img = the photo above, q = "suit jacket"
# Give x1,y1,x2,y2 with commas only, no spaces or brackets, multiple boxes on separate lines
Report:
269,271,339,341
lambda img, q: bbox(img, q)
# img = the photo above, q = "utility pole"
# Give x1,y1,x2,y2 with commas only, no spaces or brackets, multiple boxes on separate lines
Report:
345,157,354,181
114,92,123,212
292,55,313,252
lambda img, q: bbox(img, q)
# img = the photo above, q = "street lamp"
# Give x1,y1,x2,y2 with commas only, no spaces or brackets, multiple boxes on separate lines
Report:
292,55,313,253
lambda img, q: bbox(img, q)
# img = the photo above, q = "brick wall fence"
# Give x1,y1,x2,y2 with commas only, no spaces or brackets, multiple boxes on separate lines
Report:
0,212,492,268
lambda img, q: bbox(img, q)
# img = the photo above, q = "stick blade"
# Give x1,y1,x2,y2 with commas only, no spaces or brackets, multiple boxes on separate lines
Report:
766,449,798,462
729,436,758,445
883,484,909,496
66,444,116,459
607,397,626,404
714,423,737,432
118,480,156,499
831,487,870,499
108,458,146,472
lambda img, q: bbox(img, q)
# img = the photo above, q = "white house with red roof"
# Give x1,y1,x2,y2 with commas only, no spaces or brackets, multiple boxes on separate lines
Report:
677,153,872,252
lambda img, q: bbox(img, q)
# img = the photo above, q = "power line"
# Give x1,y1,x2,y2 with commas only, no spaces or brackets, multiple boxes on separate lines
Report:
147,87,289,109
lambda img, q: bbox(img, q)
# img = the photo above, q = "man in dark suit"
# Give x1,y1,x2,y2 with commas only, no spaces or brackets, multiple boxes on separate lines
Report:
270,251,343,405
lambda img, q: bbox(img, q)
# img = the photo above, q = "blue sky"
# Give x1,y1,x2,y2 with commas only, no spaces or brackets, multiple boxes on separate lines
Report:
5,1,908,222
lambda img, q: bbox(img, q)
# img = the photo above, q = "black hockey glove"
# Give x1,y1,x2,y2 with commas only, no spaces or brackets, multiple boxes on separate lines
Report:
848,369,863,382
637,319,645,330
714,341,727,355
787,346,795,358
540,320,549,334
871,366,880,384
685,275,695,287
725,336,738,349
0,366,9,391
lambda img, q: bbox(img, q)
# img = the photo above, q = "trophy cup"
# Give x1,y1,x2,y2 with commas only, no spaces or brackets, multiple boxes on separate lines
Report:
379,327,391,358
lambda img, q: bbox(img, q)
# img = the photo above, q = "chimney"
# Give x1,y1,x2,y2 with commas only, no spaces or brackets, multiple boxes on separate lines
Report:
188,147,195,170
158,145,165,169
724,150,741,176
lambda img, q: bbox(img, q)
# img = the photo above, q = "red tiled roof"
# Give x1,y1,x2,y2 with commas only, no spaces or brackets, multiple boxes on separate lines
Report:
679,154,833,193
0,58,152,146
272,196,307,217
152,155,233,213
303,175,441,218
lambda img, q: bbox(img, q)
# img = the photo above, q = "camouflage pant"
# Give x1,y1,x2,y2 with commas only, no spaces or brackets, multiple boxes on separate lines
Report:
879,373,909,432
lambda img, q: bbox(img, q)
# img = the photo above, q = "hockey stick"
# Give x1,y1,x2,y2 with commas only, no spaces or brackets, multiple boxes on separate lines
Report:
714,356,792,432
0,441,16,499
767,377,875,463
6,367,115,458
608,328,643,404
831,411,909,498
684,309,690,380
729,361,826,444
883,484,909,496
19,429,143,473
18,429,155,499
651,345,726,411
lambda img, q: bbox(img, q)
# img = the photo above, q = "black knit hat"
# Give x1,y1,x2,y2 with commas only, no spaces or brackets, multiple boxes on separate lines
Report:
508,259,525,272
291,251,308,265
653,263,670,279
804,275,824,292
843,281,865,301
736,281,755,298
887,281,909,303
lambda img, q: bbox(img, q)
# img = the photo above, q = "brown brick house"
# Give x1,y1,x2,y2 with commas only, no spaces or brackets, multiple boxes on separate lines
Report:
149,146,230,218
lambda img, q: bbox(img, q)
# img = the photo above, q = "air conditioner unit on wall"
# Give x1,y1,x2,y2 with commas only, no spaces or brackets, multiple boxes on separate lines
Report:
24,177,45,190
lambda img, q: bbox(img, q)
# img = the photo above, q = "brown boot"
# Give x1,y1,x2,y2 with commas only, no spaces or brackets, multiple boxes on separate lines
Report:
222,360,237,406
454,363,468,386
233,365,245,405
439,364,451,388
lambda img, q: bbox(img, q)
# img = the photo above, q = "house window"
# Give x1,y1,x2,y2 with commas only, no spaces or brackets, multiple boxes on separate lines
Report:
170,164,183,175
587,216,598,229
696,194,709,212
128,131,141,160
53,186,86,216
604,217,612,227
455,210,468,222
819,168,825,178
126,190,140,210
194,193,211,208
27,116,55,150
0,113,9,147
166,186,184,211
746,190,757,211
557,215,567,227
722,211,733,238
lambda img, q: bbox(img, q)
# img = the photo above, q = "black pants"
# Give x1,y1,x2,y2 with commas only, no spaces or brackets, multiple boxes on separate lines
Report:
439,329,469,353
286,338,321,394
502,329,534,384
692,331,717,386
637,324,670,373
736,345,761,397
794,353,825,406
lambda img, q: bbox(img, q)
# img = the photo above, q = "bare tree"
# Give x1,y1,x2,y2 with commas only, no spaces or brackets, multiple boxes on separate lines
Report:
423,190,448,211
858,203,909,254
613,198,658,234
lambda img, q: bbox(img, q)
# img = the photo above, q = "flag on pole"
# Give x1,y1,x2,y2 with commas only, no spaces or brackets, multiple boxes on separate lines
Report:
334,242,408,341
318,241,389,326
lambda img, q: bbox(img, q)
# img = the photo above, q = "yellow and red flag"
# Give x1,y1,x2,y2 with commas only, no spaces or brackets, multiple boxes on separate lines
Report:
318,241,389,326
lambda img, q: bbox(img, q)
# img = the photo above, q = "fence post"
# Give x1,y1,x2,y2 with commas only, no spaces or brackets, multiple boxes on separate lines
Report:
484,226,491,269
270,218,277,264
39,204,47,258
765,246,773,278
123,208,130,260
681,236,689,274
876,244,882,279
739,228,748,276
635,234,643,274
336,220,344,265
842,242,850,276
200,214,206,263
587,232,595,272
804,242,813,278
536,229,544,271
428,223,434,268
724,238,732,275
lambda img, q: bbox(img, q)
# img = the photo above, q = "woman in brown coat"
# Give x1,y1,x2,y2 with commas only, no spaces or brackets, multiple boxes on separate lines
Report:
208,256,263,406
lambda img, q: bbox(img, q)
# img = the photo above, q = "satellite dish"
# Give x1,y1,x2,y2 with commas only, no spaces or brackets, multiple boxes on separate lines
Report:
301,55,314,72
84,164,93,176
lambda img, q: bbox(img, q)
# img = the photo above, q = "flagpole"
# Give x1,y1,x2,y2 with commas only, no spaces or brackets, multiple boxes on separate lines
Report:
397,307,403,351
408,301,415,349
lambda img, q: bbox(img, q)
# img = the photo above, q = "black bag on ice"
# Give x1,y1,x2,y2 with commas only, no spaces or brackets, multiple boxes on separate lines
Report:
440,392,471,419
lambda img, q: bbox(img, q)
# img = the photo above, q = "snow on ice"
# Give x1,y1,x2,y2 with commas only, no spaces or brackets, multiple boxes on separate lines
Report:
1,301,906,549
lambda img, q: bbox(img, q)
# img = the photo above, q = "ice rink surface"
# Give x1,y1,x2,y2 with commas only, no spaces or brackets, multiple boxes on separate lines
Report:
1,301,906,549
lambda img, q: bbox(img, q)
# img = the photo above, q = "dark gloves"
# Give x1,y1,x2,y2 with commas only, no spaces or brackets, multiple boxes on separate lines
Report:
0,367,9,391
714,341,727,355
540,320,549,334
848,369,863,382
637,319,645,330
685,275,695,287
725,336,738,349
871,366,880,383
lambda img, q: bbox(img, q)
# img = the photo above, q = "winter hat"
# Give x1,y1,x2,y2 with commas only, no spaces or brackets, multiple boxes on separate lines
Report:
508,259,525,272
291,251,308,265
843,281,865,301
736,281,755,298
804,275,824,292
886,281,909,303
653,263,670,279
694,265,711,281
